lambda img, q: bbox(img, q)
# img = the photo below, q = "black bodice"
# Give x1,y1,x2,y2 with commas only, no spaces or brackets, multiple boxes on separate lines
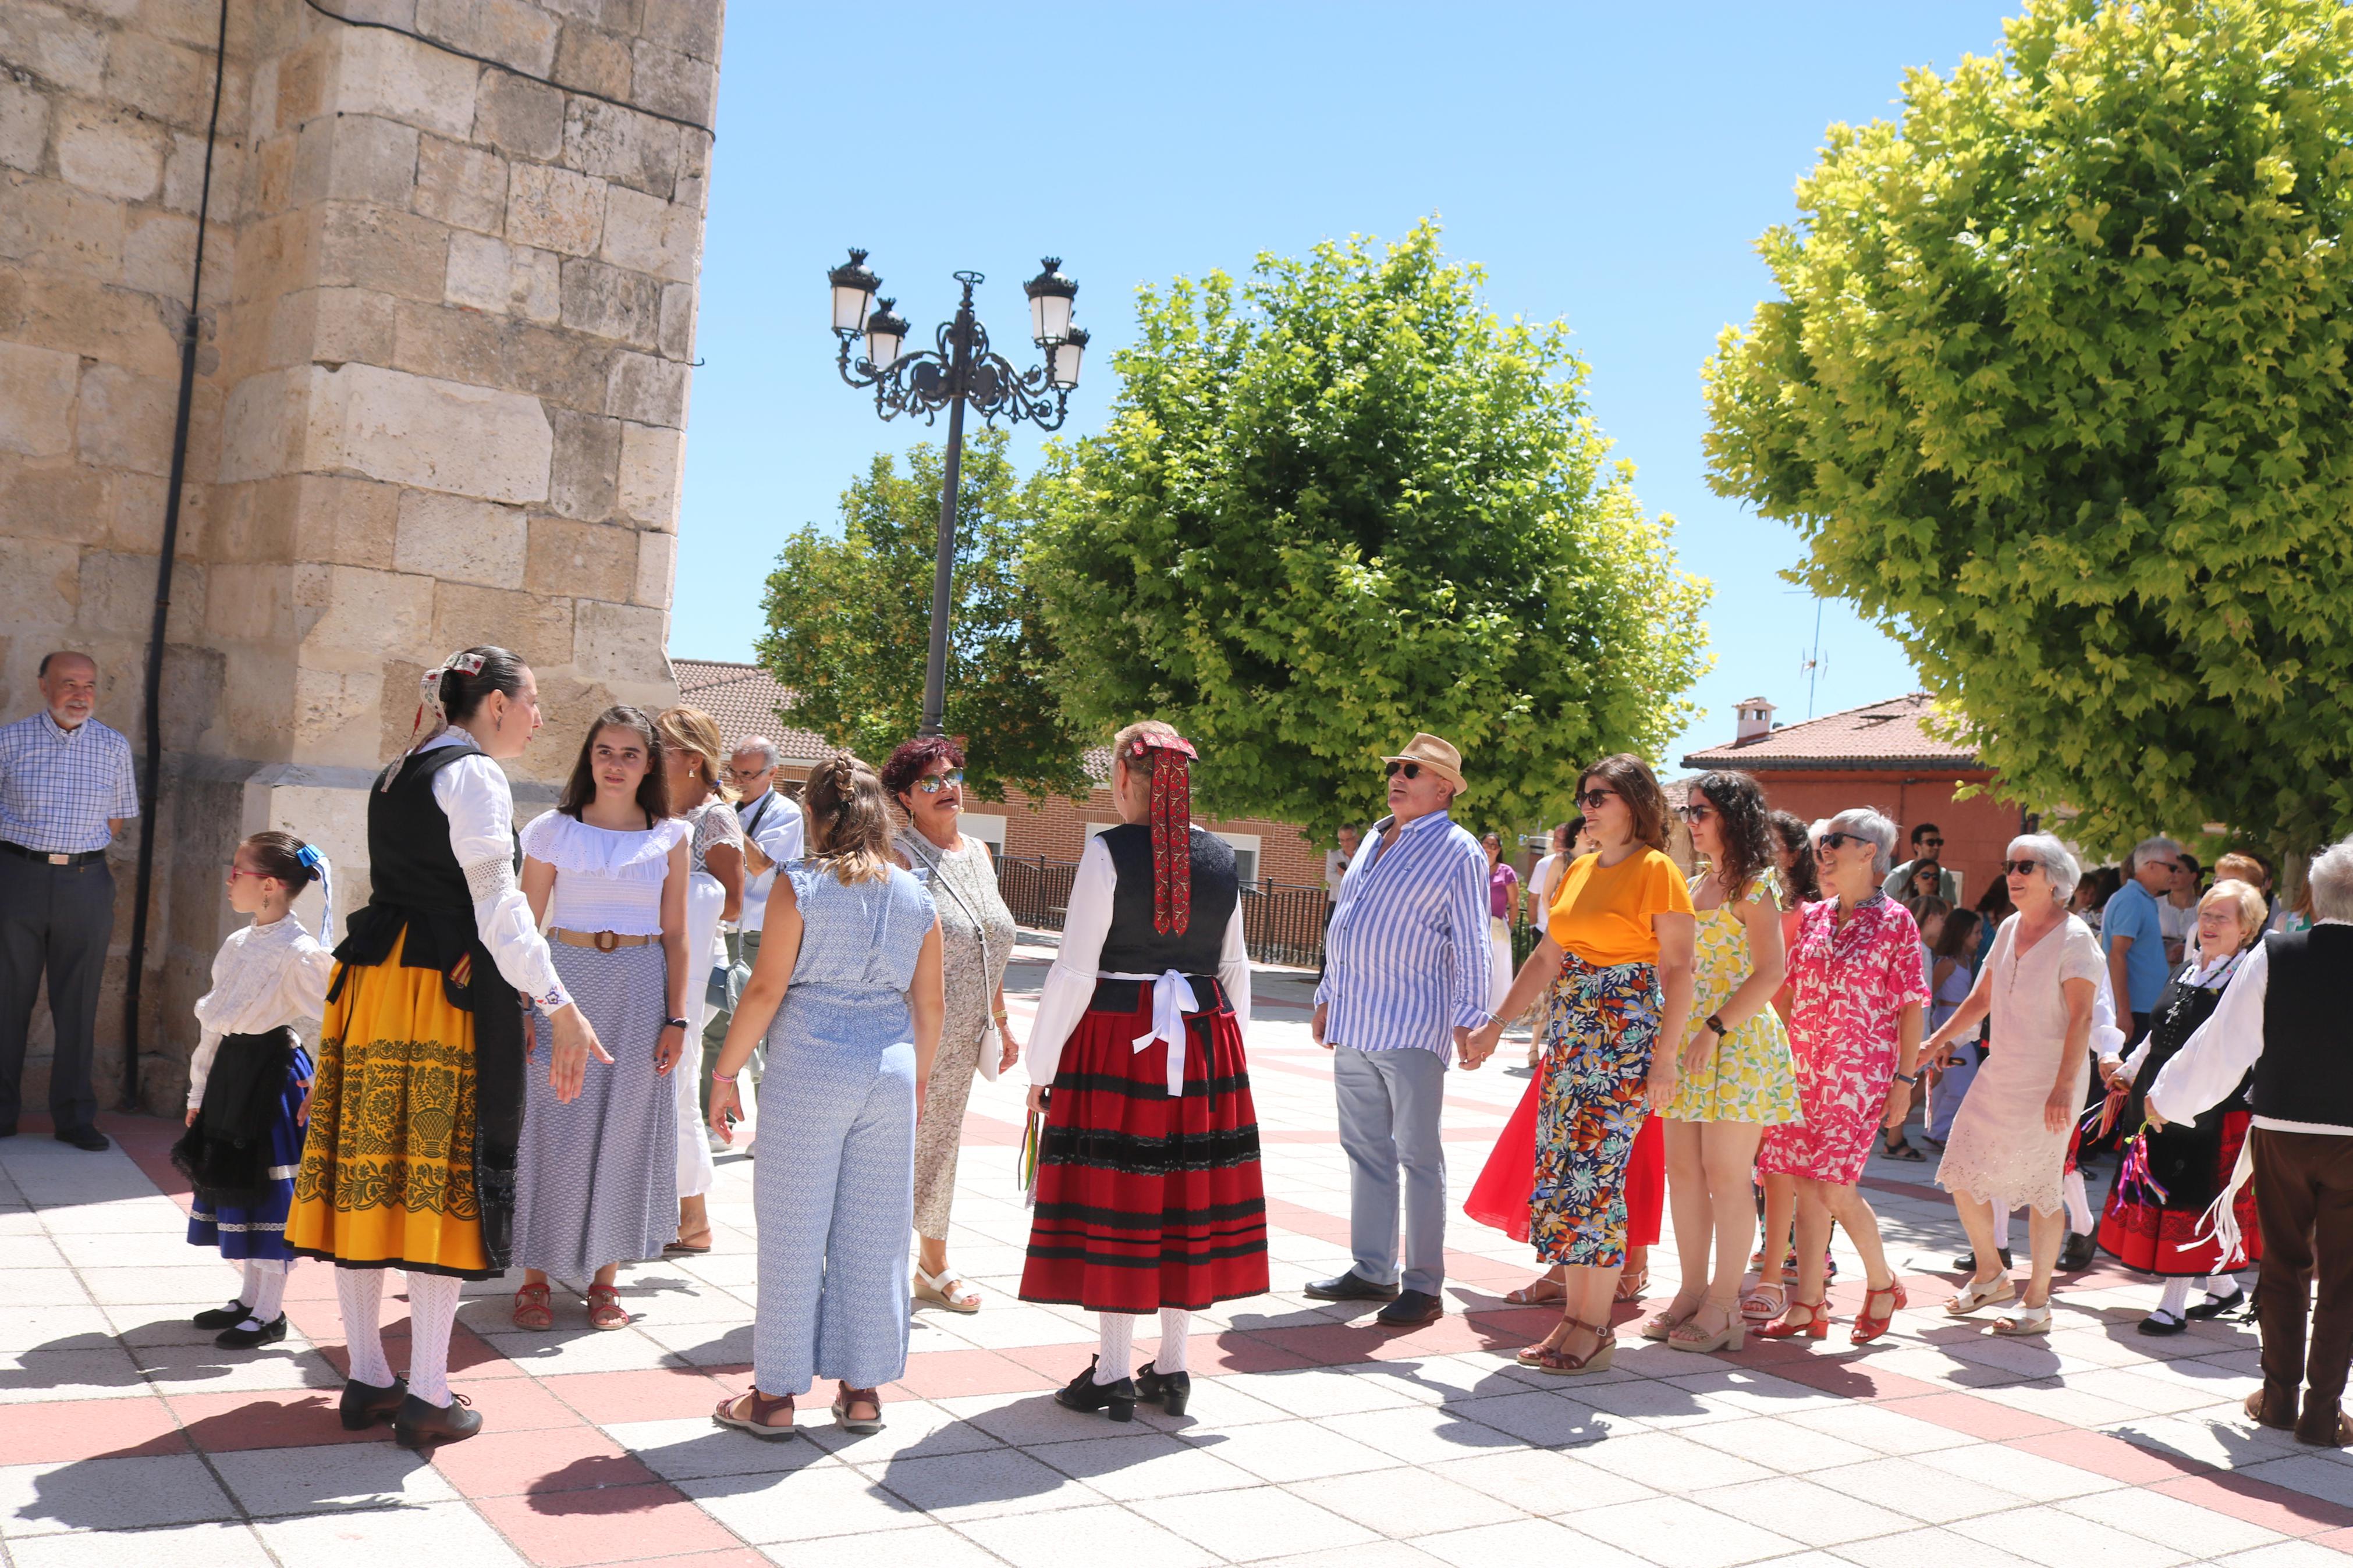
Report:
336,740,512,986
1095,823,1240,977
2253,926,2353,1129
2128,966,2243,1135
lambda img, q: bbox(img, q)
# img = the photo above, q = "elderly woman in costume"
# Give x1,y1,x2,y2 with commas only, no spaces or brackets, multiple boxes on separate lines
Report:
289,648,606,1450
1023,721,1262,1421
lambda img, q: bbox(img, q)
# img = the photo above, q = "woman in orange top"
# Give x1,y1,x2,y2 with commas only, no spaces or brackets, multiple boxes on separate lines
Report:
1471,755,1695,1374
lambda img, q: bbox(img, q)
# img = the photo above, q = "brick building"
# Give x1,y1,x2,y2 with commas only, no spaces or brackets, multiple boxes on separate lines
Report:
676,659,1329,888
1680,694,2028,905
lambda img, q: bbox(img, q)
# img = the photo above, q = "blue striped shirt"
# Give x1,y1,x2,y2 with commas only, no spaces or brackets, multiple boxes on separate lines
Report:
0,712,138,854
1315,809,1491,1055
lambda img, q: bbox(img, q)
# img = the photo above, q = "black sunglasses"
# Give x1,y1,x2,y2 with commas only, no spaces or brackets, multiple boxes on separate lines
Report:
2003,859,2046,876
1385,760,1423,780
1820,831,1869,851
1576,788,1618,810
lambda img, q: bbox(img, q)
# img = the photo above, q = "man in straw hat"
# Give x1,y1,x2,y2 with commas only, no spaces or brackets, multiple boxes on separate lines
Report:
1307,733,1494,1327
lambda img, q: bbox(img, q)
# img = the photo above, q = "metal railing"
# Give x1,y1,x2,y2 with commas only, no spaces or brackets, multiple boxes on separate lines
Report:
996,856,1336,969
995,855,1080,931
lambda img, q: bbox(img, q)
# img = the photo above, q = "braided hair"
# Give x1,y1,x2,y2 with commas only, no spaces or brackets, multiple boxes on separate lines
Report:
803,751,896,884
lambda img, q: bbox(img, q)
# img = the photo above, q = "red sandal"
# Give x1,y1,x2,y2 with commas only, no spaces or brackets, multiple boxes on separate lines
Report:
713,1388,798,1440
585,1283,630,1330
511,1283,553,1330
1757,1296,1829,1340
1851,1280,1907,1344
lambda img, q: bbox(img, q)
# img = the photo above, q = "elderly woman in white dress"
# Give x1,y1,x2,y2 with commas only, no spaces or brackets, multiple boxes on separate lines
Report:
1924,833,2116,1335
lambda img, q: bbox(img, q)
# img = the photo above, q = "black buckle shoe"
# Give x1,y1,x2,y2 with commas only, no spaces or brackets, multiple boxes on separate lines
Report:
1304,1271,1400,1302
214,1314,289,1349
1135,1361,1191,1417
393,1390,481,1449
2058,1232,2096,1272
340,1375,410,1431
1376,1289,1443,1327
54,1125,109,1151
2137,1309,2188,1336
1953,1248,2014,1273
1053,1357,1135,1422
193,1299,254,1330
2185,1286,2246,1320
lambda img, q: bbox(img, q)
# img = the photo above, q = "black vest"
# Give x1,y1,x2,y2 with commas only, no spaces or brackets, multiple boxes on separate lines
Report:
1095,823,1240,978
2252,926,2353,1128
336,740,503,978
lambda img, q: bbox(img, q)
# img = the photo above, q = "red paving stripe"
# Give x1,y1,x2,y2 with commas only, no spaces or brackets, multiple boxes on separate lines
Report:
2151,1470,2353,1537
891,1346,1070,1399
0,1394,189,1463
165,1389,393,1453
451,1372,602,1432
431,1425,663,1498
2309,1525,2353,1554
2001,1428,2208,1483
1877,1390,2070,1439
538,1367,735,1425
473,1484,741,1568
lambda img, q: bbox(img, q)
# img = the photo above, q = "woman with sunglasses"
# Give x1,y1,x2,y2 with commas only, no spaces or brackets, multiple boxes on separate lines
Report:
1754,809,1929,1345
1469,754,1695,1373
882,737,1019,1316
1922,833,2108,1335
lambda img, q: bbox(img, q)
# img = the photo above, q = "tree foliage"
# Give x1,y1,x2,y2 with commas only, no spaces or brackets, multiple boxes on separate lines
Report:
1026,219,1710,840
1705,0,2353,864
755,427,1089,799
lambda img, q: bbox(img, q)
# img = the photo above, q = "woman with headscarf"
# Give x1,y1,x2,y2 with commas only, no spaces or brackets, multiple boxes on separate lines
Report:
1021,721,1262,1421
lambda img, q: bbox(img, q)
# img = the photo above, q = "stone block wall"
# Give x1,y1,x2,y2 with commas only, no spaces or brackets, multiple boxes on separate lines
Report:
0,0,725,1111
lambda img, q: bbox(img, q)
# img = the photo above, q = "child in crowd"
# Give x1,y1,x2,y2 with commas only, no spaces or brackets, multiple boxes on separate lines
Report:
170,831,335,1348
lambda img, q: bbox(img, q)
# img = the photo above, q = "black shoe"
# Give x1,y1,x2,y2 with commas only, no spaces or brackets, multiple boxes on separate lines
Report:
193,1298,254,1330
1376,1289,1443,1327
215,1314,289,1349
392,1390,480,1449
0,1122,16,1137
2138,1310,2188,1336
1053,1357,1135,1422
53,1124,108,1151
2186,1286,2246,1320
1135,1361,1191,1417
2058,1232,2096,1272
1954,1248,2014,1272
340,1376,409,1431
1304,1271,1400,1302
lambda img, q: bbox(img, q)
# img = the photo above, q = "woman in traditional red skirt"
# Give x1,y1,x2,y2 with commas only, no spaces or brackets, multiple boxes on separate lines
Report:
1021,720,1265,1421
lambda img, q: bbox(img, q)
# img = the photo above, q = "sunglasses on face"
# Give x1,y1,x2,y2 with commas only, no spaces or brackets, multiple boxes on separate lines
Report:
2003,859,2046,876
1919,838,1943,849
1678,803,1713,823
1820,831,1869,851
1577,788,1619,811
1385,761,1424,781
913,770,964,794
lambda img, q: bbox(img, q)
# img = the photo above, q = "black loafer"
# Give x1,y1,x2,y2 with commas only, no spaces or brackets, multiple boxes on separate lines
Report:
1135,1361,1191,1417
1053,1357,1135,1422
2138,1310,2188,1336
193,1298,254,1330
392,1391,480,1449
1376,1289,1443,1327
2058,1232,2096,1272
215,1314,288,1349
2187,1286,2246,1320
1954,1248,2014,1272
54,1124,109,1151
1304,1271,1400,1302
340,1376,409,1431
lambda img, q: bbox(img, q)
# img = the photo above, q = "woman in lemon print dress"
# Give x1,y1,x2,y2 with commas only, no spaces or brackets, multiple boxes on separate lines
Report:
1647,771,1801,1354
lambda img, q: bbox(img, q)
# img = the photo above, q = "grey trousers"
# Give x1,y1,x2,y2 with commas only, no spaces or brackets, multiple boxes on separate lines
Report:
699,927,764,1118
1332,1043,1448,1296
0,854,115,1130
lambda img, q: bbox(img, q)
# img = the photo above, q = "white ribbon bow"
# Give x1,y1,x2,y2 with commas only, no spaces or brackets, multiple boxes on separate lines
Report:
1133,970,1199,1097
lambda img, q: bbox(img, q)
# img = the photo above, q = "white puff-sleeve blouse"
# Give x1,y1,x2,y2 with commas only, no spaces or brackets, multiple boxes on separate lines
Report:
420,731,570,1012
519,810,689,936
185,916,336,1108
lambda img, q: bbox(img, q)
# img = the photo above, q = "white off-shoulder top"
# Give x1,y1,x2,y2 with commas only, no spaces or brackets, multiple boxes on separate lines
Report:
519,809,688,936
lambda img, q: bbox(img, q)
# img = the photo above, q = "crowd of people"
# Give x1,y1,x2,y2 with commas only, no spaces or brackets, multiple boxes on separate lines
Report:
9,645,2353,1456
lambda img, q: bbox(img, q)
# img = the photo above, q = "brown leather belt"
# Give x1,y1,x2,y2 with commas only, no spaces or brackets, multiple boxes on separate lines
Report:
551,929,656,950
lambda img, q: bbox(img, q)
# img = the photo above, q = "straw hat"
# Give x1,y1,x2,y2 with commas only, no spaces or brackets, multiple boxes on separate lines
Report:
1382,733,1467,795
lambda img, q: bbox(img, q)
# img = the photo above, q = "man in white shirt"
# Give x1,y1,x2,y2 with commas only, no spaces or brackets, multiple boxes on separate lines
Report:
698,739,804,1119
2148,835,2353,1448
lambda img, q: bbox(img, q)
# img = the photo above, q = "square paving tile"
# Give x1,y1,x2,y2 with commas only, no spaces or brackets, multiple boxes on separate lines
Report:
1289,1466,1527,1536
1021,1430,1262,1501
1133,1484,1382,1561
471,1482,742,1567
953,1501,1220,1568
0,1452,237,1537
211,1441,461,1516
1946,1501,2195,1567
1568,1494,1805,1568
2059,1485,2289,1558
1410,1516,1651,1568
1808,1454,2025,1526
1687,1473,1919,1545
864,1446,1101,1520
3,1520,276,1567
680,1464,924,1543
1176,1418,1401,1483
254,1499,529,1566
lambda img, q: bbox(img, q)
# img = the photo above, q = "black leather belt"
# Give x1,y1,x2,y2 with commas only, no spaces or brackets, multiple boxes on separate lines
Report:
1089,975,1226,1014
0,840,104,867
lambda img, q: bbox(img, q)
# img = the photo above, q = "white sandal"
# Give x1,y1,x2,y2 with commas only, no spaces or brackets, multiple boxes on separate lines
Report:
914,1267,982,1314
1946,1275,2015,1316
1992,1301,2053,1336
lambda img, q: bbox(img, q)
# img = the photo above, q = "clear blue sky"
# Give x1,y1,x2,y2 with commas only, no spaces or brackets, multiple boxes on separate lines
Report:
676,1,2023,767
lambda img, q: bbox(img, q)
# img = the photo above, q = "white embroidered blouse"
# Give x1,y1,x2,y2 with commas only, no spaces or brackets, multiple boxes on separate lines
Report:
416,730,570,1012
185,916,336,1109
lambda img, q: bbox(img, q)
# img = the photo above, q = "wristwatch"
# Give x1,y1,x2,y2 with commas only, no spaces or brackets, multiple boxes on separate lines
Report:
1892,1070,1920,1086
664,1016,690,1031
1703,1013,1727,1039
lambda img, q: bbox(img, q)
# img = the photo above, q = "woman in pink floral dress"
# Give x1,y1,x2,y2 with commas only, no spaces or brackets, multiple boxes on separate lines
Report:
1755,808,1930,1345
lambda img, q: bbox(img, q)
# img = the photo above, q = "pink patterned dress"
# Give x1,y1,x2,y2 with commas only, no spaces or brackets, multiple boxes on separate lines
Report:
1756,894,1930,1185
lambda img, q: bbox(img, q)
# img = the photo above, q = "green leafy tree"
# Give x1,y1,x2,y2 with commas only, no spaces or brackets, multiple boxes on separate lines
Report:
1705,0,2353,867
1026,219,1710,841
755,426,1089,799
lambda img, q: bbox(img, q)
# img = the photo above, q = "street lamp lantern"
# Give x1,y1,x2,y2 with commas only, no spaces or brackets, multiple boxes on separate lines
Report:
1024,257,1079,344
828,247,880,332
825,251,1084,737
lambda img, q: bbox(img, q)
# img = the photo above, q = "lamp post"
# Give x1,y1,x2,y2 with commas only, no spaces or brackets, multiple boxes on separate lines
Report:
827,250,1088,738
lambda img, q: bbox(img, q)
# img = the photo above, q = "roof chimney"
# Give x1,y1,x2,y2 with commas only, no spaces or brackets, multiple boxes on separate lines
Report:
1734,696,1776,745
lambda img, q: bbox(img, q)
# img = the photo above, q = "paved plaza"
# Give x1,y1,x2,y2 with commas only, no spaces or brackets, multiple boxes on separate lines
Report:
4,943,2350,1568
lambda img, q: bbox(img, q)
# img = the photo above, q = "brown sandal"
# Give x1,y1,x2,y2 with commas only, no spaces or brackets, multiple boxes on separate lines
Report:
714,1389,798,1440
585,1283,630,1330
832,1382,883,1434
1527,1317,1616,1376
511,1283,553,1330
1613,1263,1649,1303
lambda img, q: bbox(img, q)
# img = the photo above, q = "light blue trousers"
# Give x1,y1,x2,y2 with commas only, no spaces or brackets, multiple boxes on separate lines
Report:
1332,1043,1449,1296
753,1032,915,1395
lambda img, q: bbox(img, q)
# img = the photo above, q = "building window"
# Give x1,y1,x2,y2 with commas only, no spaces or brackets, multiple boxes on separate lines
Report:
960,812,1007,851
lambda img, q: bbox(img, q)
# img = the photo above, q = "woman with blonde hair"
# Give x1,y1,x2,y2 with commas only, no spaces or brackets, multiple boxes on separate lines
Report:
708,752,943,1437
655,705,744,1255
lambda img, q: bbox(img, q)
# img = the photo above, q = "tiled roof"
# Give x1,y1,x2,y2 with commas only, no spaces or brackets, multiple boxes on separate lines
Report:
1679,693,1981,772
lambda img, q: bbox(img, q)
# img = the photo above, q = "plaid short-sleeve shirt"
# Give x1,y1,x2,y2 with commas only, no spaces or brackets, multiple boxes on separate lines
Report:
0,712,139,854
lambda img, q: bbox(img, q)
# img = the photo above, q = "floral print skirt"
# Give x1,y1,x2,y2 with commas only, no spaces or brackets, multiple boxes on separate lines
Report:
1529,952,1662,1269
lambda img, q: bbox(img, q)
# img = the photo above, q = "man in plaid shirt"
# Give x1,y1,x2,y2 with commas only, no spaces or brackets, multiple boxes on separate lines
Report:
0,652,140,1150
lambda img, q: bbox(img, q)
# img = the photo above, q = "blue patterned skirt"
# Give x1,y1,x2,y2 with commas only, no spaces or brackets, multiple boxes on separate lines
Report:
187,1044,313,1264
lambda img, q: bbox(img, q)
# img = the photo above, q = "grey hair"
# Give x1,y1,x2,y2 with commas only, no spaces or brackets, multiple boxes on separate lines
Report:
2309,838,2353,924
2132,835,2183,869
2007,833,2081,902
730,735,782,769
1825,808,1898,879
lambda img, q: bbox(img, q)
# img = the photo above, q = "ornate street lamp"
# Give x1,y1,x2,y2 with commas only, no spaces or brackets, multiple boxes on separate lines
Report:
828,250,1085,737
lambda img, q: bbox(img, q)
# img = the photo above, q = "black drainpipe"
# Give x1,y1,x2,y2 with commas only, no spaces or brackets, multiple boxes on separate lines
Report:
122,0,229,1110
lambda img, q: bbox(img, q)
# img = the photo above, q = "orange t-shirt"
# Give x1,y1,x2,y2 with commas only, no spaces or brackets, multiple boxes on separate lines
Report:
1548,847,1695,965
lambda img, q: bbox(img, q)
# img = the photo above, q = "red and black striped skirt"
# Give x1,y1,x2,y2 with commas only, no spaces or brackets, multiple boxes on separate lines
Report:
1018,980,1269,1313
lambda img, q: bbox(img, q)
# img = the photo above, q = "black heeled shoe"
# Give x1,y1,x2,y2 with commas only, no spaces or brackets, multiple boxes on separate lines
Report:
339,1375,409,1431
1135,1361,1191,1417
1053,1357,1135,1422
392,1390,481,1449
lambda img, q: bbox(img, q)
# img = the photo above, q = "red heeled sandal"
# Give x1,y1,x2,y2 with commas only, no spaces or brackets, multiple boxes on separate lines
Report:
1851,1281,1907,1344
1756,1296,1829,1339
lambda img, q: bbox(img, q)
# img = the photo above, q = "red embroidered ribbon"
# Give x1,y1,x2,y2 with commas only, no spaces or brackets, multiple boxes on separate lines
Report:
1130,727,1198,935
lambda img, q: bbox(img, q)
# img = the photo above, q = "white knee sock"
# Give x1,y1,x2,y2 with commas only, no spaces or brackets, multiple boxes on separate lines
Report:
243,1259,288,1323
336,1268,393,1387
1994,1208,2014,1250
2157,1277,2192,1316
1156,1308,1192,1374
2063,1169,2094,1234
2208,1272,2241,1299
405,1272,462,1408
1095,1312,1135,1383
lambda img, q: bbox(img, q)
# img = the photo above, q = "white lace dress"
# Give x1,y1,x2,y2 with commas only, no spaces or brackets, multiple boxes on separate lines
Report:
1935,912,2106,1215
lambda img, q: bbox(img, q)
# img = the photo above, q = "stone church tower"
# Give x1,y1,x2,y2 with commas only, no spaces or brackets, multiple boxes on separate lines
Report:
0,0,724,1110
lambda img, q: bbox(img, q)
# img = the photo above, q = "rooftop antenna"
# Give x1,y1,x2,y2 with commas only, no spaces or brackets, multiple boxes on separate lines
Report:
1785,591,1827,719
